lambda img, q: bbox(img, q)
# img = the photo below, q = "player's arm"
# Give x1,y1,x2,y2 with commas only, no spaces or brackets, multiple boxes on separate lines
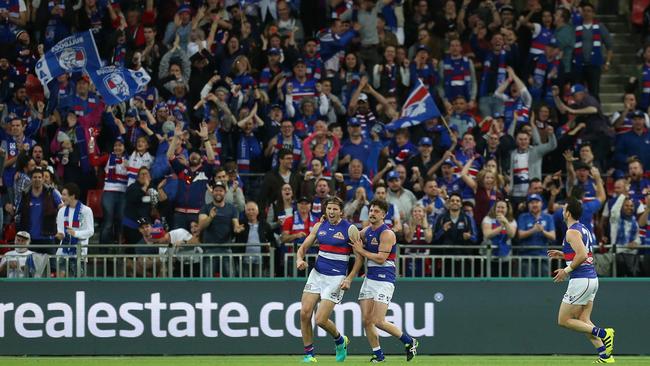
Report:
553,229,588,282
350,229,396,264
296,222,321,264
344,225,364,285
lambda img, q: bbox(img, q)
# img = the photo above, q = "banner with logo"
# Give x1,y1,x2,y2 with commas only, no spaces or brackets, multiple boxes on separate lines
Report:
35,30,102,86
88,66,151,106
0,279,646,355
386,79,441,131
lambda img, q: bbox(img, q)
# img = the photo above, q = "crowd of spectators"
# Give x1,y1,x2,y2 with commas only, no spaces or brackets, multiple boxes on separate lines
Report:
0,0,649,278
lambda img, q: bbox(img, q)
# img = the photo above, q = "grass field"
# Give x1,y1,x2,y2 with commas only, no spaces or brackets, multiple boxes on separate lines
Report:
2,356,649,365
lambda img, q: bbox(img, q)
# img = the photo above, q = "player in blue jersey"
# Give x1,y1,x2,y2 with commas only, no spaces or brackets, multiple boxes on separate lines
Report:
296,196,363,363
350,198,419,363
548,197,615,363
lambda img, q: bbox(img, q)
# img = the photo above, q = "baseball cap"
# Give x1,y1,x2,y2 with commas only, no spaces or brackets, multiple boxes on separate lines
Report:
386,170,400,181
137,217,152,227
416,45,430,53
125,108,138,118
632,110,645,119
298,196,311,204
493,112,504,119
499,4,515,13
176,4,191,14
570,84,586,95
358,93,369,102
547,38,559,48
527,193,543,203
441,159,454,166
419,137,433,146
16,231,30,241
212,180,227,190
115,136,125,144
293,58,306,67
268,47,281,56
348,117,361,127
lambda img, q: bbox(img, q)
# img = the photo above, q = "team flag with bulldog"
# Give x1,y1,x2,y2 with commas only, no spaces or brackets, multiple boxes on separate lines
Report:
35,30,102,85
385,78,441,131
88,66,151,105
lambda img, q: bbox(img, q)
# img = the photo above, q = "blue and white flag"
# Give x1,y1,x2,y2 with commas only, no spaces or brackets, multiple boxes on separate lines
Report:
88,66,151,106
386,79,441,131
35,30,102,86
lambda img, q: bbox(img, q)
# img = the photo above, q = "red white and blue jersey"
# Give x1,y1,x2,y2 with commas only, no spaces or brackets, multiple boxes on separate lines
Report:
315,219,353,276
286,77,317,106
562,222,597,279
365,224,396,283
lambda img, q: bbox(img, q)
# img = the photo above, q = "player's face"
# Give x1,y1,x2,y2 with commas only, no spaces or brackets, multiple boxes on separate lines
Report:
326,203,342,222
368,205,386,224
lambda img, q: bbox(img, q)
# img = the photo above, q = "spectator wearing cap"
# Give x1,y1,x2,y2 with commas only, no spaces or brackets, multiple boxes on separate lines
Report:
281,195,317,271
409,43,439,97
55,183,94,277
16,168,61,252
0,231,33,278
515,193,555,276
284,58,317,111
259,47,287,97
207,167,245,213
571,2,612,100
339,117,371,170
59,75,103,119
435,155,465,196
348,82,379,135
198,180,242,277
407,136,437,188
553,7,575,77
89,136,128,248
477,33,513,118
389,128,418,166
609,192,642,277
235,201,277,277
163,4,193,50
528,37,562,107
386,169,417,222
167,122,217,230
259,148,303,211
565,157,597,203
439,38,477,112
611,93,649,136
614,111,650,171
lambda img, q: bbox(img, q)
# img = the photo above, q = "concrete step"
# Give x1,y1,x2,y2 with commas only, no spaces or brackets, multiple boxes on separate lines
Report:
608,65,639,75
599,15,627,22
601,103,619,115
601,74,631,83
601,84,626,93
604,22,630,33
599,93,625,103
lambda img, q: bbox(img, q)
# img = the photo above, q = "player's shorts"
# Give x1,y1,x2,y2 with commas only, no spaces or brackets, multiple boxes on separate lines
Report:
358,277,395,305
562,277,599,305
303,269,346,304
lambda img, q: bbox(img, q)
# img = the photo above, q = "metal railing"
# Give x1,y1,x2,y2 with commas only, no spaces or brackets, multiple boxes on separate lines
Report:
0,242,644,278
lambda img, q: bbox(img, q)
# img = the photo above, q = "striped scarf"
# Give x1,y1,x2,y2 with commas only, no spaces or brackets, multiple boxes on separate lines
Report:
273,133,302,170
574,22,603,72
615,214,638,246
62,201,82,255
531,54,560,102
237,134,262,174
291,211,315,245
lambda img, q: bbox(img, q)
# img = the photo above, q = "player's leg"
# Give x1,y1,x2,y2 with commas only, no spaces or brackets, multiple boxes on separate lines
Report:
371,300,418,361
300,292,320,362
578,300,614,363
315,298,350,361
361,299,383,362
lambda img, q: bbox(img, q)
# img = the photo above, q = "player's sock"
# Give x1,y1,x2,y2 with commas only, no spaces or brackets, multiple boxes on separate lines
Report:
592,327,607,338
334,333,344,346
304,344,315,357
372,346,385,361
596,345,609,359
400,333,414,345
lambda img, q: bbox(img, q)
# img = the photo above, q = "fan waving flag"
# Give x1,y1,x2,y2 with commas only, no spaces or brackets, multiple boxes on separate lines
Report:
386,79,441,131
88,66,151,106
35,30,102,86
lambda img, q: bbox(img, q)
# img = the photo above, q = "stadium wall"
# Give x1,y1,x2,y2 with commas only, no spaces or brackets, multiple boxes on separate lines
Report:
0,278,647,355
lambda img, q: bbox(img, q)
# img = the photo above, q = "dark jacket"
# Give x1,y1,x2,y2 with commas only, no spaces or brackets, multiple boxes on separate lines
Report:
17,186,59,237
259,169,303,210
234,218,278,254
433,211,478,255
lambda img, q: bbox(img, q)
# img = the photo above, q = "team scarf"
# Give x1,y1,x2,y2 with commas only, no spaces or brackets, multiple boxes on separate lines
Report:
574,22,603,72
530,25,553,55
640,63,650,111
531,54,560,101
106,152,126,184
291,210,315,244
383,62,399,94
443,55,471,101
273,133,302,170
237,133,261,174
615,214,638,246
62,200,82,255
480,50,507,96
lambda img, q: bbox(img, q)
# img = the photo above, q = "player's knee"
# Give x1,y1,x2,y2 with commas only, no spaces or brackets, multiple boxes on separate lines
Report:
362,316,374,329
300,307,313,322
315,315,329,328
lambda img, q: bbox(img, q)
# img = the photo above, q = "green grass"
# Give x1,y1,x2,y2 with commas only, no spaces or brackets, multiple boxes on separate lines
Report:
1,356,649,366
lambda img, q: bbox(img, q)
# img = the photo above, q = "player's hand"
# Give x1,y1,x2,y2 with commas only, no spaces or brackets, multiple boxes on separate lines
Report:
552,268,568,282
340,278,351,290
547,250,564,260
348,236,364,253
296,259,307,270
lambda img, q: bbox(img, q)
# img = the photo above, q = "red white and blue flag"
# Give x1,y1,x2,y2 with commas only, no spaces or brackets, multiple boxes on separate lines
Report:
386,79,441,131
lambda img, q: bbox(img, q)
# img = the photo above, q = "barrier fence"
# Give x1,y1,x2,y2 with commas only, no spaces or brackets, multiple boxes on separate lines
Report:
1,242,644,278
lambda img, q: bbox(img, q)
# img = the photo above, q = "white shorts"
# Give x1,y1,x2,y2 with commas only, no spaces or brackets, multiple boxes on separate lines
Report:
358,277,395,305
303,269,346,304
562,277,599,305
